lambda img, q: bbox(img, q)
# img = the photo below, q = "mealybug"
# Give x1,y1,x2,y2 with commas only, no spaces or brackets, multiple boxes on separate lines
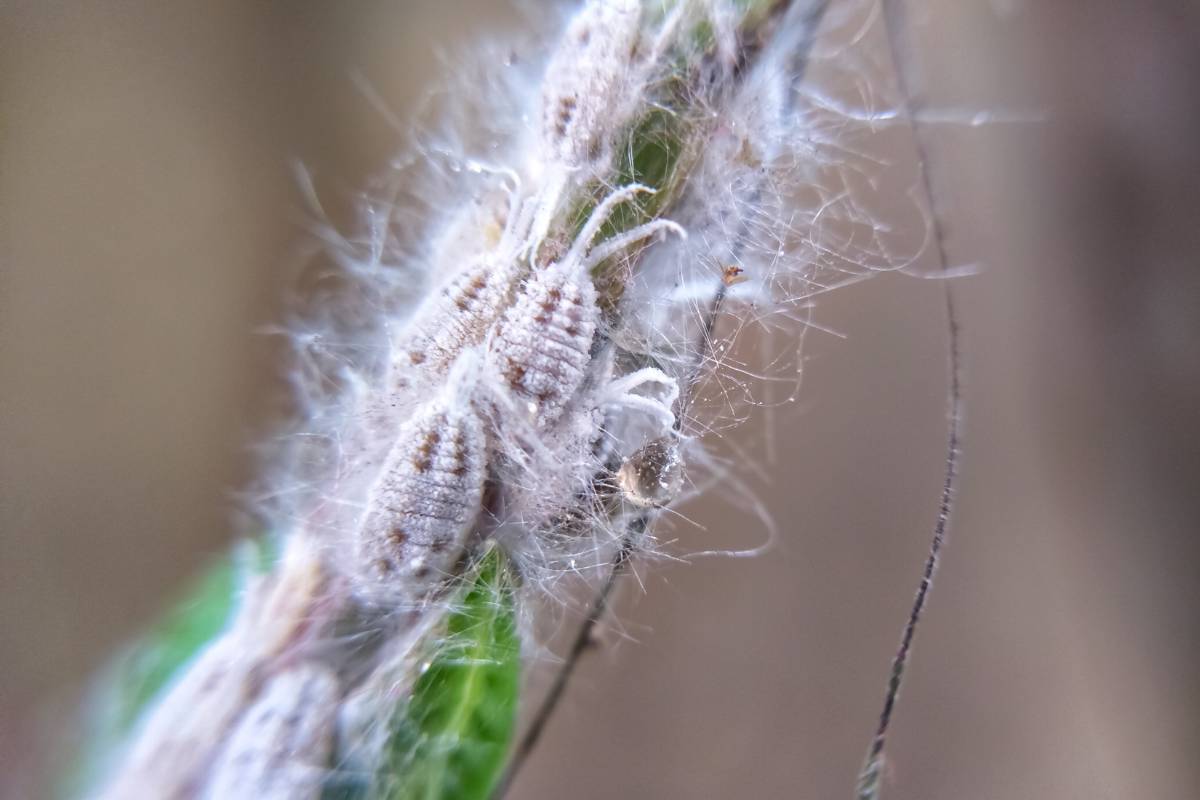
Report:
203,665,341,800
352,391,487,604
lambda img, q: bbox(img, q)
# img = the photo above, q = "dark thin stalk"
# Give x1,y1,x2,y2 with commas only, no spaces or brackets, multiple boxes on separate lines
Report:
491,518,643,800
855,289,961,800
856,3,965,798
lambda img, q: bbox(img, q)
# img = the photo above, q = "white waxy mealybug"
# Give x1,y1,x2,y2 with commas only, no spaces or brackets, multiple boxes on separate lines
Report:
488,259,598,430
486,183,685,429
498,386,611,536
203,664,341,800
386,179,530,389
389,257,524,383
540,0,643,169
98,538,337,800
352,390,487,604
97,635,258,800
528,0,650,246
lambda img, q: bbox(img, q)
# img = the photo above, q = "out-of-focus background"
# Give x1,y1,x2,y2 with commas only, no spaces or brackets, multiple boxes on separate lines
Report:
3,1,1198,798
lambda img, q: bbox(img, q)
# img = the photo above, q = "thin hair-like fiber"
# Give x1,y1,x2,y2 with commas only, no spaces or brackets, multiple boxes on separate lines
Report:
856,1,965,796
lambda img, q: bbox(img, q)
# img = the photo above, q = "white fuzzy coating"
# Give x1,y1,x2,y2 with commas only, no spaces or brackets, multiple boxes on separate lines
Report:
389,255,525,385
540,0,642,169
485,182,684,431
96,635,258,800
97,538,335,800
491,344,683,583
97,4,932,798
496,374,610,536
486,260,598,430
202,664,341,800
351,394,487,604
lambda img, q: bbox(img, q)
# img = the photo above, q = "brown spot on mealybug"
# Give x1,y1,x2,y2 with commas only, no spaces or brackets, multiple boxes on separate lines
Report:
505,360,527,388
556,96,577,136
354,398,486,605
412,427,442,472
461,279,483,304
451,435,469,477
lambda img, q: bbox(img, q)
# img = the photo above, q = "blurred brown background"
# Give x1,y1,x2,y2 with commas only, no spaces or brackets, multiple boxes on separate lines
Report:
3,1,1198,798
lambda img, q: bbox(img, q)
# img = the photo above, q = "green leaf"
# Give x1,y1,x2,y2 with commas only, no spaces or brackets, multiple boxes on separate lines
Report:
375,546,521,800
61,537,277,798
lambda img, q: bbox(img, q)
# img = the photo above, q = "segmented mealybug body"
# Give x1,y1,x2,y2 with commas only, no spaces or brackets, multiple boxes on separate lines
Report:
487,261,598,430
540,0,643,168
390,258,524,385
98,538,336,800
352,395,487,603
203,665,340,800
97,635,258,800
